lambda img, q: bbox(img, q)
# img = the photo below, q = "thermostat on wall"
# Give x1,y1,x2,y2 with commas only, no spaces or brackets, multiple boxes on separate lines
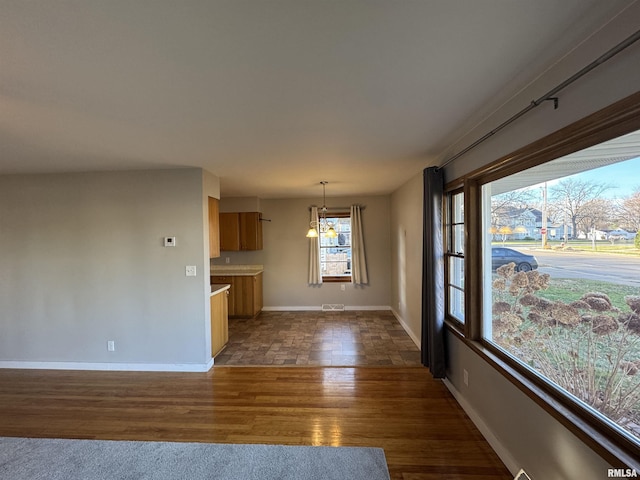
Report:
164,236,176,247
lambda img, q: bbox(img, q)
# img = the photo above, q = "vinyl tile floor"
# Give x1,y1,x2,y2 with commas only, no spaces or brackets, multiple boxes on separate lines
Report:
213,310,422,366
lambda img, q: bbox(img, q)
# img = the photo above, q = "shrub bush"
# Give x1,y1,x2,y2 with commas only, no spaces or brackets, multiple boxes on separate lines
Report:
492,263,640,437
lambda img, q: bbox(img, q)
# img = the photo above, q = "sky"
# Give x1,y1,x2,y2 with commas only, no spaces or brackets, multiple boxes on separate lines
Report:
575,156,640,198
537,155,640,200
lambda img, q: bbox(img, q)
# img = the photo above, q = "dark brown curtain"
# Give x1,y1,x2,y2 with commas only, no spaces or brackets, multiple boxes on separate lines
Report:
421,167,446,378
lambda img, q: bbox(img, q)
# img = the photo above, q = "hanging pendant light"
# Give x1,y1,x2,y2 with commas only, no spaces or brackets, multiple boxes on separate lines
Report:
306,181,337,238
325,225,337,238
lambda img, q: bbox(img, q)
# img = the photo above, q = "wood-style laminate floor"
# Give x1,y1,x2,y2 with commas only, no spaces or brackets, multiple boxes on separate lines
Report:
214,310,422,366
0,367,512,479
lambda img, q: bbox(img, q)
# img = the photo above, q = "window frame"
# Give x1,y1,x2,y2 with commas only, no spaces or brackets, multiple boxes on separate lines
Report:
450,91,640,468
320,211,352,283
444,186,465,325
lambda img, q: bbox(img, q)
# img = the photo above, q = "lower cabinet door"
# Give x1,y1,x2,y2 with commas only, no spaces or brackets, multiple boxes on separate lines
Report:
211,276,235,317
211,291,229,357
213,274,262,319
253,272,263,316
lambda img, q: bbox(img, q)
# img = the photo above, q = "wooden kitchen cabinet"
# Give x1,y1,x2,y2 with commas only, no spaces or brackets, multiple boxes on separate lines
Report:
239,212,263,250
219,213,240,251
233,272,263,318
210,289,229,357
219,212,263,251
252,272,263,314
210,276,235,316
208,197,220,258
211,272,263,318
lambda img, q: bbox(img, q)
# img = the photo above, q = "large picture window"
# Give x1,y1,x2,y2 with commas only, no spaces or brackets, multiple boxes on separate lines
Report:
481,129,640,448
445,91,640,467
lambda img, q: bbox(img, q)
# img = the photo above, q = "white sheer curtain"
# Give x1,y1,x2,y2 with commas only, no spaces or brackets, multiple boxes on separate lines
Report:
308,206,322,284
350,205,369,285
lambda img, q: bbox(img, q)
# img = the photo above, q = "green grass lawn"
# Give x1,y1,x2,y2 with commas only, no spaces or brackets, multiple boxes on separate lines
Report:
494,239,640,256
538,278,639,311
570,244,640,256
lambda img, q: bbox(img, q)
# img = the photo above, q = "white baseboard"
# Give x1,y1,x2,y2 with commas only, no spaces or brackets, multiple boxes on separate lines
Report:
346,305,391,311
391,308,421,348
262,306,321,311
0,358,214,373
442,378,518,476
262,306,392,311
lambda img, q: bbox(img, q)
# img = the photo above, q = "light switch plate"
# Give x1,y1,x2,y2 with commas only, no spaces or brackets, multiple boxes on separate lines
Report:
185,265,197,276
164,237,176,247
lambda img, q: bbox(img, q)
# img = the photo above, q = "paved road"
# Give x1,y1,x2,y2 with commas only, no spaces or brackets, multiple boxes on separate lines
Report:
515,248,640,287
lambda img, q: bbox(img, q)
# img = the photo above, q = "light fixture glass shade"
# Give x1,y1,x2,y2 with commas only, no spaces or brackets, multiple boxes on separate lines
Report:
307,181,337,238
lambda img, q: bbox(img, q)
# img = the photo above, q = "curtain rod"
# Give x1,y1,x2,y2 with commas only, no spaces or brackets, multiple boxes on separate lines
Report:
438,27,640,170
307,206,365,211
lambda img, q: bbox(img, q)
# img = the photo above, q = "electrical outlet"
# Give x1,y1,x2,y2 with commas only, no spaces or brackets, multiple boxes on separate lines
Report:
340,284,346,291
225,257,230,264
107,340,115,352
463,369,469,387
185,265,197,276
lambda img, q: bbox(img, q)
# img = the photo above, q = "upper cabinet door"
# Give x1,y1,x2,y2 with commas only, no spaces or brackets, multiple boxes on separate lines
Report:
219,212,241,251
239,212,263,251
219,212,263,251
208,197,221,258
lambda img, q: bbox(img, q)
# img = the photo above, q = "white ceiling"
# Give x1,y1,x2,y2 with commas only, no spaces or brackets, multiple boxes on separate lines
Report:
0,0,630,198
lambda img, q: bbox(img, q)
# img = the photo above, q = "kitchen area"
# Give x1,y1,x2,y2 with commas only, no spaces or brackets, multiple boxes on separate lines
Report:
208,196,264,359
206,194,421,367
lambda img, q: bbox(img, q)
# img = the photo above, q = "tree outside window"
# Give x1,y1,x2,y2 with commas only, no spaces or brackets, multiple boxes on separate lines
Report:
482,145,640,446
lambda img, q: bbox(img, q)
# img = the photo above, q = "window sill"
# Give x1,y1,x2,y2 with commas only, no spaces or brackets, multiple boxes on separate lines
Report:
322,276,352,283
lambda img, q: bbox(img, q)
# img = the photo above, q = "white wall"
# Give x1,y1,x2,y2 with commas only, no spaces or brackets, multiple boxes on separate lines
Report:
445,335,612,478
0,168,218,371
213,195,392,310
390,174,423,345
388,4,640,478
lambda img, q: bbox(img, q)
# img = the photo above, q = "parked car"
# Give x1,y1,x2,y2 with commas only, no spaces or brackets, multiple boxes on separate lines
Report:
492,247,539,272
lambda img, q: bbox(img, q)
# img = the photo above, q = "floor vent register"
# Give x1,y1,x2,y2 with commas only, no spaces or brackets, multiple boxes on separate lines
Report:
321,304,345,311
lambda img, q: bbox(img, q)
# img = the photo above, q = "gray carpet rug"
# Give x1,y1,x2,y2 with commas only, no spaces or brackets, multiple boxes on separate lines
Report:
0,437,390,480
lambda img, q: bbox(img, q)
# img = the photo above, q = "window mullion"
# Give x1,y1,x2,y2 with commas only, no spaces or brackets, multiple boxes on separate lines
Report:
464,180,482,340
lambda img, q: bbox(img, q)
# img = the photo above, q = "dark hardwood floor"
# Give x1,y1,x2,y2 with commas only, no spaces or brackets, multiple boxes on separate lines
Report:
0,366,512,479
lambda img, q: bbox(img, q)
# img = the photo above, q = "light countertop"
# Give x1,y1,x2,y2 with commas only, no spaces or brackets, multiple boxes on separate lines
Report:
211,264,263,276
210,283,231,297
